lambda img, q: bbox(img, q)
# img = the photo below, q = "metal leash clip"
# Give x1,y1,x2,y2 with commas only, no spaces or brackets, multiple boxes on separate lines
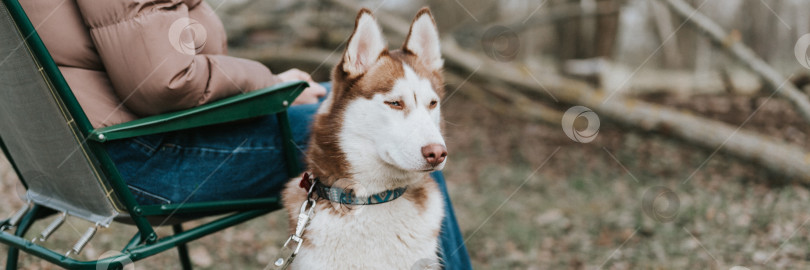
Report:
269,177,317,270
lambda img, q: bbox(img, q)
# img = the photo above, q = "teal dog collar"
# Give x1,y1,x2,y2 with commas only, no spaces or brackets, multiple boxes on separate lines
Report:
299,173,407,205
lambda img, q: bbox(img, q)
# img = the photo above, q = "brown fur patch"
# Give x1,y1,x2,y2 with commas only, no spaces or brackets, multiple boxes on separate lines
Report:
402,173,438,213
390,50,446,99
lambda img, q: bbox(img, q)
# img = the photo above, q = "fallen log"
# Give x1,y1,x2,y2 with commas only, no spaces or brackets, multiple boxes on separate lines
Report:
563,58,762,96
446,38,810,181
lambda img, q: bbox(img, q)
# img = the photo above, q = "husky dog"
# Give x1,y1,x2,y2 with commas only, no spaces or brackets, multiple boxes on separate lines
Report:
281,7,448,270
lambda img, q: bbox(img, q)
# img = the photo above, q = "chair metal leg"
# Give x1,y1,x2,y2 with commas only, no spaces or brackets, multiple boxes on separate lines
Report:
122,232,142,252
6,205,39,270
276,111,301,177
173,224,193,270
6,246,19,270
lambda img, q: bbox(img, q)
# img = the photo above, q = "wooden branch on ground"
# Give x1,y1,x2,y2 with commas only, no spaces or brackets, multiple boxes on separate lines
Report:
330,0,810,181
659,0,810,124
563,58,762,96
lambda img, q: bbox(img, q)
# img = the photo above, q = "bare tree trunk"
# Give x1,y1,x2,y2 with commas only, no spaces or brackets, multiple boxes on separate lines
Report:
649,0,682,68
659,0,810,124
594,0,620,59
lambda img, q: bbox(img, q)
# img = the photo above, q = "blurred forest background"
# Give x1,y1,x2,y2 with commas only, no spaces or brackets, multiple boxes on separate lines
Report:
3,0,810,269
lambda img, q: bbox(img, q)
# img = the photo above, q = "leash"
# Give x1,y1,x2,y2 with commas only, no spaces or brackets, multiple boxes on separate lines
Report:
269,172,409,269
270,173,316,270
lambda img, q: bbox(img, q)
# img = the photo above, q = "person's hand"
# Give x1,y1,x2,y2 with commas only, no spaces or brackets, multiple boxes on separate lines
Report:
277,68,327,105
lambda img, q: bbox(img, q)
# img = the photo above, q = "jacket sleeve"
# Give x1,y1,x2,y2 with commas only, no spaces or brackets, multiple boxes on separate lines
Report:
75,0,282,116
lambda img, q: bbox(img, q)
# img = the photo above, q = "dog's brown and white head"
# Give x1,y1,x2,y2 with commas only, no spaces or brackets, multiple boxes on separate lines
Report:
308,8,446,192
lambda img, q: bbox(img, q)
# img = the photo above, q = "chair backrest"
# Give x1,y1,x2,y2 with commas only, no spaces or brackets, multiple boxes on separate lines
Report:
0,2,119,226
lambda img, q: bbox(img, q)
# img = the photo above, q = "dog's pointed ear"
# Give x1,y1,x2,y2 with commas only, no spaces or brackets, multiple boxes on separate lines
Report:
343,9,387,78
403,8,443,71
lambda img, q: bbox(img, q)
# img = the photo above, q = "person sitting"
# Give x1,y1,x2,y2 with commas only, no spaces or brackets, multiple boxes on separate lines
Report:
20,0,471,268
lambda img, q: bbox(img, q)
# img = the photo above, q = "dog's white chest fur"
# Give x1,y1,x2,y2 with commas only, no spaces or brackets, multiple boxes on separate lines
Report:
288,180,444,270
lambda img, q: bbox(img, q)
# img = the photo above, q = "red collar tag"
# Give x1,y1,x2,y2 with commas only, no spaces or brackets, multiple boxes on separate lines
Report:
298,172,313,191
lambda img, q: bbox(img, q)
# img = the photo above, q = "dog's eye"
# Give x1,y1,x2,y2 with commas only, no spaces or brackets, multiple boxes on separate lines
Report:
429,100,438,109
385,100,404,110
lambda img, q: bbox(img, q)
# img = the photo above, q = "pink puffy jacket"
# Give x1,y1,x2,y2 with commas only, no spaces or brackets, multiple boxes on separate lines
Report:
21,0,281,128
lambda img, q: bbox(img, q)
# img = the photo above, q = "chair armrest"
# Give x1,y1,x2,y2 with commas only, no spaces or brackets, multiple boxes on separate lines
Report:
89,81,309,142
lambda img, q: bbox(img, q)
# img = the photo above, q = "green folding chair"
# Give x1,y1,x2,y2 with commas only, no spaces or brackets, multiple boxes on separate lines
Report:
0,0,306,269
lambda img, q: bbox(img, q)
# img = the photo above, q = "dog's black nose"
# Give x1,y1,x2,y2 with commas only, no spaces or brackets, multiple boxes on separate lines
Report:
421,144,447,166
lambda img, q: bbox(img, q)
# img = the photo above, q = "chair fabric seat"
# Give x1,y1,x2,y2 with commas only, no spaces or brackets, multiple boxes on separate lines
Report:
0,3,119,226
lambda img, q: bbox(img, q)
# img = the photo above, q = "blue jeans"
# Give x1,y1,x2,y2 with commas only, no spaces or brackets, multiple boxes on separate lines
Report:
105,84,471,269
